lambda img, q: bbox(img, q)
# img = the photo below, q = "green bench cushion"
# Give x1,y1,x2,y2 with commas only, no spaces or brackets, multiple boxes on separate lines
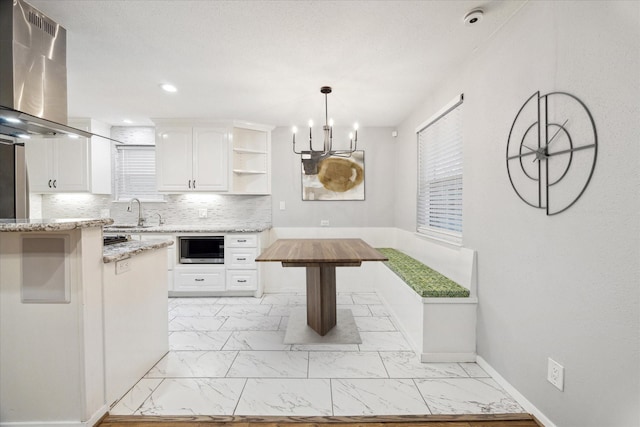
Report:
376,248,470,298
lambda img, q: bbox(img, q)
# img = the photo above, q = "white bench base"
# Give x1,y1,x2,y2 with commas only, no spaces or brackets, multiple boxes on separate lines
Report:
375,263,477,362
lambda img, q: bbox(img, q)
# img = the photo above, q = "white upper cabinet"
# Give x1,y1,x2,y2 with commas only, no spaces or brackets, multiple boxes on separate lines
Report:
25,119,111,194
156,126,229,192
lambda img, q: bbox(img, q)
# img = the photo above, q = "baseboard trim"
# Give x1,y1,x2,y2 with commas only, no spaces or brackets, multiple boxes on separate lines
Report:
476,356,556,427
421,352,476,363
0,404,108,427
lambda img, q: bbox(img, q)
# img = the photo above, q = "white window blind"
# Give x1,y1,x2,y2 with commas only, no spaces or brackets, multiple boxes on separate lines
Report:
416,95,463,245
115,145,164,201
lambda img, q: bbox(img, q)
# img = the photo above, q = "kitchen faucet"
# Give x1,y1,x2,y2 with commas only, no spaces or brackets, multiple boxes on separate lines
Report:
127,198,145,226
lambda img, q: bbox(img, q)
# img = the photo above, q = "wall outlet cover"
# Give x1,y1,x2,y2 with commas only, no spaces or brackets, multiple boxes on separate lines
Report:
547,357,564,391
116,259,131,275
320,219,330,227
198,208,208,218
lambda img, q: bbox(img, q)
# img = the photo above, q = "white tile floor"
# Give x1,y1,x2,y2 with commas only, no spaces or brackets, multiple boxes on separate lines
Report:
110,292,524,416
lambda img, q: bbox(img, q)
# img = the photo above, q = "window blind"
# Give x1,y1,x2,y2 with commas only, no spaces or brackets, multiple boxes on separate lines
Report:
417,97,463,245
115,145,164,201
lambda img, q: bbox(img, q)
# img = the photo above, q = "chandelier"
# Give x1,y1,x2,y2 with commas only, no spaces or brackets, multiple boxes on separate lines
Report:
292,86,359,175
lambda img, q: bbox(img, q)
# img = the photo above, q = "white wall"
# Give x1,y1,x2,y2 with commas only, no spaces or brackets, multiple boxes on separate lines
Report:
395,2,639,426
270,126,396,227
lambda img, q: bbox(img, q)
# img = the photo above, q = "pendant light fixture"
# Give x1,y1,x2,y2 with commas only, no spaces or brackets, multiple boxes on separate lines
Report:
292,86,359,175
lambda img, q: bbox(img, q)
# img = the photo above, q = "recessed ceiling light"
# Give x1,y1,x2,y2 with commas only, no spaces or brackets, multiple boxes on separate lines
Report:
4,117,21,124
123,119,133,124
16,133,30,139
160,83,178,93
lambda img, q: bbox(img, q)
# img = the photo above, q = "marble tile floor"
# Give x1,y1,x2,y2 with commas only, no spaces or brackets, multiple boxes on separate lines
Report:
110,292,523,417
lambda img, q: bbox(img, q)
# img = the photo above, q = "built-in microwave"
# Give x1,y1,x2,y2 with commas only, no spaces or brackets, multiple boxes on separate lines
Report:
178,236,224,264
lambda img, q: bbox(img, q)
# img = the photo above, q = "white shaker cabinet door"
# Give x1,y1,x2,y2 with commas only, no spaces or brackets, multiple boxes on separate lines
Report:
25,138,55,192
192,127,228,191
156,127,193,191
55,137,89,192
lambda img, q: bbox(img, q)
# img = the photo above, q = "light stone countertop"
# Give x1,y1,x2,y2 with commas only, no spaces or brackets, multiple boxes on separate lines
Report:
103,238,174,263
0,218,114,232
103,223,271,233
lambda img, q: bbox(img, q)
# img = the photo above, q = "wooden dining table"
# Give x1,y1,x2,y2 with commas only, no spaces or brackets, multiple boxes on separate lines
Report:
255,238,388,336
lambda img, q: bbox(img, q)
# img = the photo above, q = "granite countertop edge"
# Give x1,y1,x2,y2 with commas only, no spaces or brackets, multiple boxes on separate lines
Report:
103,239,174,264
103,224,272,233
0,218,114,232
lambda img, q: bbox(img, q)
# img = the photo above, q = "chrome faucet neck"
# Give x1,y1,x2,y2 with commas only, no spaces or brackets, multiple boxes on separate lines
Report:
127,198,145,226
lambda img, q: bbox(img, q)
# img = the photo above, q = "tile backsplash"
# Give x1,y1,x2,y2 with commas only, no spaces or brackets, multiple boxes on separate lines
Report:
41,193,272,228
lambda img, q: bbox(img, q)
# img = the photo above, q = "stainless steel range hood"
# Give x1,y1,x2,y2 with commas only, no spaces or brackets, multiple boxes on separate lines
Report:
0,0,92,139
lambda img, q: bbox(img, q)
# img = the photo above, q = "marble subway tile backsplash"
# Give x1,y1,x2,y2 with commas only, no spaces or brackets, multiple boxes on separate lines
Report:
41,194,272,228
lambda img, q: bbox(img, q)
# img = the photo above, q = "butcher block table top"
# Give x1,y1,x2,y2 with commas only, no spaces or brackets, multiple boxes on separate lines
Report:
255,238,388,266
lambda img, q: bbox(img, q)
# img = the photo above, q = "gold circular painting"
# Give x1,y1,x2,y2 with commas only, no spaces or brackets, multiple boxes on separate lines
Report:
317,157,364,193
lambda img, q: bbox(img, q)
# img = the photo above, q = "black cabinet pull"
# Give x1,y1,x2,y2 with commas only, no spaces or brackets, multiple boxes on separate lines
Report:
237,279,247,283
237,257,246,261
188,180,191,188
53,180,57,188
195,278,204,282
193,180,196,188
48,179,52,188
237,239,247,243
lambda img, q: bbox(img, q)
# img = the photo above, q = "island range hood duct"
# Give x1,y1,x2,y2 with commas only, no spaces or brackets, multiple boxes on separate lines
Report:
0,0,91,139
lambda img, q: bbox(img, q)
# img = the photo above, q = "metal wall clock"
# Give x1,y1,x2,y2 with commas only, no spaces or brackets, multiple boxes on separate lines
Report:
506,91,597,215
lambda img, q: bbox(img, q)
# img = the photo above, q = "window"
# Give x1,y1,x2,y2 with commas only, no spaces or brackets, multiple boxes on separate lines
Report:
416,94,463,245
114,145,164,201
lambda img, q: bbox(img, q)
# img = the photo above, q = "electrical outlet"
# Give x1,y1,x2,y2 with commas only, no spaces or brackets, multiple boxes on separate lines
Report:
115,259,131,275
198,208,208,218
320,219,330,227
547,357,564,391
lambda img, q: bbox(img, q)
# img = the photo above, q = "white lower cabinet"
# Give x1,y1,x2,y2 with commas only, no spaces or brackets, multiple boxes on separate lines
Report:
174,266,225,292
134,232,265,296
226,247,258,270
226,270,258,291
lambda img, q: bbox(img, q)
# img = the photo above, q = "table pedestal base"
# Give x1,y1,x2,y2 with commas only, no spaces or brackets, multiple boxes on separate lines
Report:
306,265,336,336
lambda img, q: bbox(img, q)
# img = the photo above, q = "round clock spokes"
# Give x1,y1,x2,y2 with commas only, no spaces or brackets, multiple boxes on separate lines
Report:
506,91,597,215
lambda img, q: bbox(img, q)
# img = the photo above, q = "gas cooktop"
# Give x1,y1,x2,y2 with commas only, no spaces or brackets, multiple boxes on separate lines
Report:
103,235,129,246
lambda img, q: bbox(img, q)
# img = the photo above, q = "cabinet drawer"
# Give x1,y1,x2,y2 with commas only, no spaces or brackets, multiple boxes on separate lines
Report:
174,267,225,291
226,247,257,269
226,270,257,291
226,234,257,248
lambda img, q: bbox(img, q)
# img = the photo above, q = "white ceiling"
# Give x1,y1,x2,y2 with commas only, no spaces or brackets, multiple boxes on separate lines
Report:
29,0,525,128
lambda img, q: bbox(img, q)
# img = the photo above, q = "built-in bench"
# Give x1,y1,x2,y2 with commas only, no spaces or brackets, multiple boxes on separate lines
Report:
374,245,478,363
377,248,470,298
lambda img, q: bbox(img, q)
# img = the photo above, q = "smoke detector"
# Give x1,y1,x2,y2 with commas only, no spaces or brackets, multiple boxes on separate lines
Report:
463,9,484,26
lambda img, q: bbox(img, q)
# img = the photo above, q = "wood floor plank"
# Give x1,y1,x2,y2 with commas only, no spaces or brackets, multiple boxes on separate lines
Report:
98,413,542,427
